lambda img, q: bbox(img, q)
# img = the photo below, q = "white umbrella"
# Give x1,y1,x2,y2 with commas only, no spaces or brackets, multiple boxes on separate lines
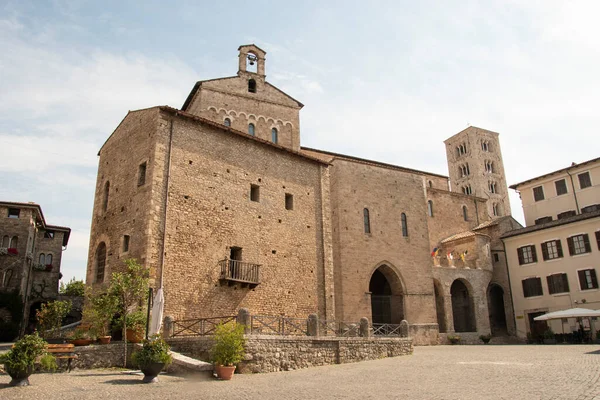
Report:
148,288,164,336
533,307,600,321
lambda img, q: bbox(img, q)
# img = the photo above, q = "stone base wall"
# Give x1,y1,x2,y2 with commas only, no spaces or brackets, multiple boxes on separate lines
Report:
168,335,413,373
57,343,138,370
410,323,440,345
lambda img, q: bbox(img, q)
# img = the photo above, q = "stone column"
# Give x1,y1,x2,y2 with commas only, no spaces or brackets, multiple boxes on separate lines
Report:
360,317,370,338
308,314,319,336
400,320,409,338
237,308,251,334
162,316,173,338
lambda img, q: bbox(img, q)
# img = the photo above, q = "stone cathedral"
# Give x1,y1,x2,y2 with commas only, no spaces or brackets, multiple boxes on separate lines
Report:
86,44,521,344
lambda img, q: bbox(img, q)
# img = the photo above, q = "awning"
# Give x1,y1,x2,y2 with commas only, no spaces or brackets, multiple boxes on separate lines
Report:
533,308,600,321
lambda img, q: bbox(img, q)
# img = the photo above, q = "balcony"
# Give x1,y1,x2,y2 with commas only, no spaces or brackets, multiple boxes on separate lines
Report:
218,259,260,288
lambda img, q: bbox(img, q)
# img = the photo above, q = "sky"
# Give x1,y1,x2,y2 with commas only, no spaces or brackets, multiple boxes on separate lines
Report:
1,1,599,283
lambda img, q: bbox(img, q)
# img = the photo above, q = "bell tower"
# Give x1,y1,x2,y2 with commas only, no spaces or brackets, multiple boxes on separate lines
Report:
444,126,512,219
238,44,266,77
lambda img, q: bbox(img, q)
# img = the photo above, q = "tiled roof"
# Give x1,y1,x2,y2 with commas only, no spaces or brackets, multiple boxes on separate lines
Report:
440,231,490,244
0,201,71,246
501,209,600,239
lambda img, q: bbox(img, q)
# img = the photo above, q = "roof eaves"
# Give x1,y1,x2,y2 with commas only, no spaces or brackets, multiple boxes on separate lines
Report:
509,156,600,189
501,210,600,239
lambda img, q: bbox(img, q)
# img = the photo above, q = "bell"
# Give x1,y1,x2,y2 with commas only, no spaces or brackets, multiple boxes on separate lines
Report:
249,60,255,65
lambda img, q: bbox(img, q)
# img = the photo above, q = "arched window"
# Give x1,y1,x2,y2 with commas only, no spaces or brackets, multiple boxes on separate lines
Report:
493,203,500,217
1,236,9,248
102,181,110,213
95,242,107,283
224,118,231,127
428,180,433,188
428,200,434,217
401,213,408,237
363,208,371,234
248,79,256,93
271,128,278,144
463,205,468,221
46,254,52,266
39,253,45,264
248,123,255,136
9,236,17,249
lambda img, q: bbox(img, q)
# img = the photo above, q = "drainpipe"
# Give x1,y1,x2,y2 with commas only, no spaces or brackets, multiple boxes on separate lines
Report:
474,199,480,225
566,169,580,214
20,221,39,337
159,117,175,289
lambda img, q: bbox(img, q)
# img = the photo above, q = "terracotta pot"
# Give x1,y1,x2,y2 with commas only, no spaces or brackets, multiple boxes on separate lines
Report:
98,336,111,345
126,328,144,343
71,338,93,346
7,365,34,386
140,362,165,383
214,365,236,380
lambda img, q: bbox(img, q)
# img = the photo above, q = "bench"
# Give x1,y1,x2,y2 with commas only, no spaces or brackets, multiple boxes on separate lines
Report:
47,343,77,372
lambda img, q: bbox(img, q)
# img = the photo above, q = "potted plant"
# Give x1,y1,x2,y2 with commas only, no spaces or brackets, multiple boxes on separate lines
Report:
447,334,461,345
69,327,94,346
36,300,72,343
108,258,149,365
132,336,173,383
0,333,56,386
543,328,556,344
84,288,118,345
211,322,245,380
124,310,147,343
479,334,492,344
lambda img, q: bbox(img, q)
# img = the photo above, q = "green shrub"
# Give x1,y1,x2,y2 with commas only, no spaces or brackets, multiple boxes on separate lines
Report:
0,333,55,373
211,322,246,366
132,336,172,367
59,278,85,297
36,300,72,338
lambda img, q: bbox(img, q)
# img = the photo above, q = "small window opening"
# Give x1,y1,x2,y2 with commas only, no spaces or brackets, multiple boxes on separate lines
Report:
9,236,18,249
250,185,260,202
138,162,147,186
7,208,20,218
39,253,45,264
248,79,257,93
401,213,408,237
427,200,434,217
428,180,433,188
44,230,55,239
224,118,231,127
248,123,255,136
123,235,130,253
462,205,468,221
1,235,8,248
271,128,278,144
363,208,371,234
493,203,500,216
46,254,52,266
493,253,499,263
285,193,294,210
102,181,110,213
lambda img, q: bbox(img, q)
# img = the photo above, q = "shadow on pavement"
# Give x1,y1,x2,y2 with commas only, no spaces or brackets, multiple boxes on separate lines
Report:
585,349,600,355
104,378,145,385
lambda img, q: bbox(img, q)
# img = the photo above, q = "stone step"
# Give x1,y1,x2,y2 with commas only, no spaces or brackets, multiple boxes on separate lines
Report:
167,351,214,378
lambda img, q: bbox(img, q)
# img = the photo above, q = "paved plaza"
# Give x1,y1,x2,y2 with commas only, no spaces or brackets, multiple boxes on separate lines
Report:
2,344,600,400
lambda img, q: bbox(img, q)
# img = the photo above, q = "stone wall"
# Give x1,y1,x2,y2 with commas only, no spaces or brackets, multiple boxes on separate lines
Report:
60,343,138,370
167,335,413,373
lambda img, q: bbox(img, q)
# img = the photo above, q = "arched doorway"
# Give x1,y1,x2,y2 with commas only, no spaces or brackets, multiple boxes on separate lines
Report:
451,279,475,332
433,279,447,333
369,265,404,324
487,284,507,335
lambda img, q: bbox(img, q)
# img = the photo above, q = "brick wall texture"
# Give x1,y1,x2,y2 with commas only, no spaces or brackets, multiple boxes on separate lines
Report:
87,45,520,345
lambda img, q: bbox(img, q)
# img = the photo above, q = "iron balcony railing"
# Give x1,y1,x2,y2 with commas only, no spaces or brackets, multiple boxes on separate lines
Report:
218,258,261,287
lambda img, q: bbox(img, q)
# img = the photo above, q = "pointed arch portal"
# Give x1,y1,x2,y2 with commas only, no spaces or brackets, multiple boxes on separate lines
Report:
369,265,404,324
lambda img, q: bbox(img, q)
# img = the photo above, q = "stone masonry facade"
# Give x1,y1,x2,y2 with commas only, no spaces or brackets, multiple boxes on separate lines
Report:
87,44,521,345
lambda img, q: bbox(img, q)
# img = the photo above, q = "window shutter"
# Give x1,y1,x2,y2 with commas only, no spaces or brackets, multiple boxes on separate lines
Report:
583,234,591,253
567,237,575,256
562,274,570,292
522,280,529,297
591,270,598,289
578,270,586,290
517,248,524,265
541,243,549,261
546,276,554,295
531,246,537,262
556,240,563,258
596,231,600,250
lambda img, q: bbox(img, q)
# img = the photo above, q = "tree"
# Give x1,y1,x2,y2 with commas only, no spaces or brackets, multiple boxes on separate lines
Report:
108,258,149,366
59,278,85,297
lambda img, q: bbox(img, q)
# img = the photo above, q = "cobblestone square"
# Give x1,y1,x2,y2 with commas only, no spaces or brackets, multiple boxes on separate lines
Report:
2,345,600,400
